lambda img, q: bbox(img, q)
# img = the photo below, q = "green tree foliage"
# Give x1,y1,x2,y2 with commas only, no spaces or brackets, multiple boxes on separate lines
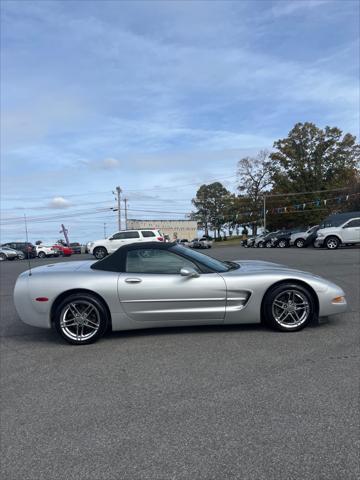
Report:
268,123,360,228
191,182,232,237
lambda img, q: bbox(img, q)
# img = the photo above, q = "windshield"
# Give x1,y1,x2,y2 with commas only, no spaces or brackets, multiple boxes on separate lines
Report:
170,245,231,272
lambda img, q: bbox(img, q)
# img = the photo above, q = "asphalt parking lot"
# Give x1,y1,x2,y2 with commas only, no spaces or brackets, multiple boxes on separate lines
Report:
1,246,359,480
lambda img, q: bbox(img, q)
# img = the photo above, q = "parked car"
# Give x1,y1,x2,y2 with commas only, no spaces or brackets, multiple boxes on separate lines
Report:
256,231,280,248
52,244,73,256
14,241,347,345
272,228,303,248
315,212,360,249
85,241,93,254
177,239,190,247
189,237,213,249
290,225,319,248
0,246,24,261
69,242,82,254
36,245,60,258
1,242,36,259
89,229,164,259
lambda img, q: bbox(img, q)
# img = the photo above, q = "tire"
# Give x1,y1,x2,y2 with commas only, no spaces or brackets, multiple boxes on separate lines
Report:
17,254,25,260
263,283,315,332
265,241,272,248
93,246,108,259
325,236,340,250
295,238,305,248
0,253,6,261
54,293,109,345
258,241,264,248
38,251,46,258
278,239,288,248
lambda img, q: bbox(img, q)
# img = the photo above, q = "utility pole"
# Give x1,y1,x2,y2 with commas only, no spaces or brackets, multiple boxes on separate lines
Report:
124,198,128,230
116,186,122,231
104,222,107,239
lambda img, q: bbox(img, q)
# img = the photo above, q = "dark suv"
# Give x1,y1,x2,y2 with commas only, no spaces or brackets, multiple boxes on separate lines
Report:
2,242,36,259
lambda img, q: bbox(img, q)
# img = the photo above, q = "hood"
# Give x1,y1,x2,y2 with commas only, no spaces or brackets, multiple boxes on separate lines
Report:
234,260,288,271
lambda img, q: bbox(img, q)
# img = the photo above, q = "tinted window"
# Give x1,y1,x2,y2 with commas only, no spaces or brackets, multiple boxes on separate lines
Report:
343,219,360,228
141,231,156,237
126,249,198,274
112,231,140,240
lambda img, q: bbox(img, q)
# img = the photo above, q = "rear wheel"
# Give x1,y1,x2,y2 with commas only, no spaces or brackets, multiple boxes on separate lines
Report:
54,293,109,345
295,238,305,248
263,283,315,331
38,251,46,258
93,246,108,259
265,240,272,248
278,239,288,248
325,236,340,250
258,241,264,248
0,253,6,261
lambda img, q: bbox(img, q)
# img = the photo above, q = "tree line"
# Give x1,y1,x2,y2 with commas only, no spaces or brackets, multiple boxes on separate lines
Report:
191,122,360,236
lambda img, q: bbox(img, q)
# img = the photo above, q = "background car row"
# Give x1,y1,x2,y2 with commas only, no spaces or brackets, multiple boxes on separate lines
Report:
0,242,83,261
244,211,360,250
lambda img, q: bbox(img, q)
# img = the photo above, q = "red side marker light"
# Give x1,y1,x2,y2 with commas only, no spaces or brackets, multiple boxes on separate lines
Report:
35,297,49,302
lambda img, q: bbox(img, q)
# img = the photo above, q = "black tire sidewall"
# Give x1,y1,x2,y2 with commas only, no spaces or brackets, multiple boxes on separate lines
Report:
295,239,304,248
94,247,108,259
326,236,339,249
263,283,315,332
54,293,109,345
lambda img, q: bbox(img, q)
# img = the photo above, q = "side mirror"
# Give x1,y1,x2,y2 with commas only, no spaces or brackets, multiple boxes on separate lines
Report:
180,267,199,278
109,237,114,240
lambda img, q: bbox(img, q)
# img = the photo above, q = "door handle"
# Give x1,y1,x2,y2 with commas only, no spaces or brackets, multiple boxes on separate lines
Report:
125,278,142,284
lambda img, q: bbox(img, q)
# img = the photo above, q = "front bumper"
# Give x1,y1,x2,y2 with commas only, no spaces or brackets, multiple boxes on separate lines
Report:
314,238,324,247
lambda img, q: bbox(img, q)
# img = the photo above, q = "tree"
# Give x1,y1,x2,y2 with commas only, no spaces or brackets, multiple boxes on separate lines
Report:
191,182,232,238
268,123,360,228
270,123,359,192
237,150,273,233
35,240,43,245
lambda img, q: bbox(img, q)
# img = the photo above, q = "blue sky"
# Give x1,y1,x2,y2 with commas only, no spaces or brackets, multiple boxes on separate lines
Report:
1,0,359,242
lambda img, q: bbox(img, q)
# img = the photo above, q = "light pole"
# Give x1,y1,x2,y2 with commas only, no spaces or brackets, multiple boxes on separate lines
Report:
116,186,122,231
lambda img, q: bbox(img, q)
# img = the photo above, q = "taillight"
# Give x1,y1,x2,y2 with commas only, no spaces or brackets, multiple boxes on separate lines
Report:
157,237,164,242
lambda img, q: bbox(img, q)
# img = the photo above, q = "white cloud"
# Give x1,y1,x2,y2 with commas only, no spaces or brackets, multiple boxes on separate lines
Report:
271,0,331,18
48,197,72,209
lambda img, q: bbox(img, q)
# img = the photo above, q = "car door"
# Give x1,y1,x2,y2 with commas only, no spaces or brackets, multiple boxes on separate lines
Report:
342,219,360,243
117,248,226,324
108,231,140,253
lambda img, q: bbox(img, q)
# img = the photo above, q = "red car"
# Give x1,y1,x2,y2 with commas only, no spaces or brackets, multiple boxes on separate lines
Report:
52,245,73,256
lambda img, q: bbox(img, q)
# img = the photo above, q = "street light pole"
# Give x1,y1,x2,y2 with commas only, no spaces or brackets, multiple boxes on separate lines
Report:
124,198,128,230
116,186,122,231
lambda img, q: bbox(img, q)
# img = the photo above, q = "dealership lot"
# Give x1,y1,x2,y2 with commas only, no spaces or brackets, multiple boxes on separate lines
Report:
1,246,359,480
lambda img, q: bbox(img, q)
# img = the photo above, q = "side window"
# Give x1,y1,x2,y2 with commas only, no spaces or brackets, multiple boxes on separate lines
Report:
111,232,126,240
343,219,360,228
141,230,156,237
126,249,199,274
123,231,140,239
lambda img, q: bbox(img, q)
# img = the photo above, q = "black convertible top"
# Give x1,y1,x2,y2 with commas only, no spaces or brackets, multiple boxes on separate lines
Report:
91,242,177,272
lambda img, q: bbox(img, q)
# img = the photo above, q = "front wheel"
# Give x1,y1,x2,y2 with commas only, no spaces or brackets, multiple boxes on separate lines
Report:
295,238,305,248
263,283,315,332
0,253,6,261
38,251,46,258
258,241,264,248
54,293,109,345
93,246,108,259
277,239,288,248
325,236,340,250
265,241,272,248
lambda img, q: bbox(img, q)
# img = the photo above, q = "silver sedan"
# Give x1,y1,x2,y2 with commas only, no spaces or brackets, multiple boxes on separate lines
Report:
14,242,347,345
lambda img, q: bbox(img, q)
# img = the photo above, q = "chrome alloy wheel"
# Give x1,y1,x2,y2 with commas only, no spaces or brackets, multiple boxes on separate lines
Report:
326,238,338,249
60,301,101,342
271,289,310,329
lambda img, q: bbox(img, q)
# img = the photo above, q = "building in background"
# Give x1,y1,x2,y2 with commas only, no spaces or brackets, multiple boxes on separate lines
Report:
127,219,197,241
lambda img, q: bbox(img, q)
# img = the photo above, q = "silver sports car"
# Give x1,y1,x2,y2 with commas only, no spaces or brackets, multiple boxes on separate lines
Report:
14,242,347,345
